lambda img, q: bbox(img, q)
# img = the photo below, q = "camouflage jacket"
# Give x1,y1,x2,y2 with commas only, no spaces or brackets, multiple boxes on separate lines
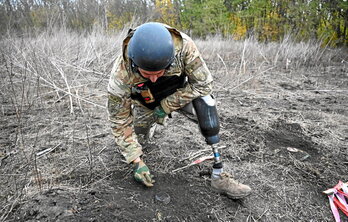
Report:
107,24,213,163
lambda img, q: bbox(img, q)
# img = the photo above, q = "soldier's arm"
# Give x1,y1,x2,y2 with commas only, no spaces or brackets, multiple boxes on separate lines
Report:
160,34,213,114
107,56,143,163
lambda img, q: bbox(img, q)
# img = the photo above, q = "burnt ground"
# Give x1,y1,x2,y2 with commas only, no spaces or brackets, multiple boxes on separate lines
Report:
1,54,348,221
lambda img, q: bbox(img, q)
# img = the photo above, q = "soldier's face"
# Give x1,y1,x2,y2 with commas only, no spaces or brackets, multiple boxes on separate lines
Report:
138,68,165,83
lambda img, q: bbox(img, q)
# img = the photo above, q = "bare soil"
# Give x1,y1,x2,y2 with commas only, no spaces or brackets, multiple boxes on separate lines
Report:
1,38,348,221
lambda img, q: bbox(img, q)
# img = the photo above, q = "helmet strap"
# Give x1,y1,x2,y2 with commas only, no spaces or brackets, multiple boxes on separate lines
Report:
130,60,140,74
165,56,175,70
165,63,172,70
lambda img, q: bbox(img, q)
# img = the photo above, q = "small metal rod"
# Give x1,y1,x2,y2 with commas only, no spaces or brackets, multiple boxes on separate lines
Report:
211,144,222,165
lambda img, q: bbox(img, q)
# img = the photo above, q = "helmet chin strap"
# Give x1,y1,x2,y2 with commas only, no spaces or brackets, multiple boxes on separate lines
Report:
165,55,175,70
130,60,140,74
165,62,172,70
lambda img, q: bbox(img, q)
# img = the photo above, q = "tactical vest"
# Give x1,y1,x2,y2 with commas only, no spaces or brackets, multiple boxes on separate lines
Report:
131,74,186,110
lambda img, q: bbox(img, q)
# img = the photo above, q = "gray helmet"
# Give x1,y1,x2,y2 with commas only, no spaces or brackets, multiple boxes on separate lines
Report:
128,22,175,71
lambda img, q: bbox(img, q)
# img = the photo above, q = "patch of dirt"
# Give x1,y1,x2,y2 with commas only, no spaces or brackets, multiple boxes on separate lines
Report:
11,171,251,222
265,120,319,160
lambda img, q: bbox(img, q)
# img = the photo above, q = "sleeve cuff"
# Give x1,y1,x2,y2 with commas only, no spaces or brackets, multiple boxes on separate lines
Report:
125,150,143,164
160,100,171,114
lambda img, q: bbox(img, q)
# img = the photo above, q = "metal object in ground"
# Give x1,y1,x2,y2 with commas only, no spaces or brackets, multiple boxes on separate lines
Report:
155,192,171,204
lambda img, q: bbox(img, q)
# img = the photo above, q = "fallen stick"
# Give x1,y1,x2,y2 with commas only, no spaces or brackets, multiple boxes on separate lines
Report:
36,143,62,157
172,155,214,173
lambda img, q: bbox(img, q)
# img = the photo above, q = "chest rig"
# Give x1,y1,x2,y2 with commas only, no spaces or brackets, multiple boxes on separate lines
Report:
131,74,186,110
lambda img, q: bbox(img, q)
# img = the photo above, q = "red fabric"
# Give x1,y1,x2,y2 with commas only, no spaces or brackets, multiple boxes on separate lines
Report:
333,196,348,216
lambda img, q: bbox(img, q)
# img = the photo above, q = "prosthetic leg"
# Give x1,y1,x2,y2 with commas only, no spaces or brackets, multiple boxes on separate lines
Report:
192,95,223,173
192,95,252,199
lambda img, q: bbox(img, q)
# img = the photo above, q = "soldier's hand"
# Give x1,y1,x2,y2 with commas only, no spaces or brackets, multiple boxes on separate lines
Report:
133,160,155,187
154,106,166,118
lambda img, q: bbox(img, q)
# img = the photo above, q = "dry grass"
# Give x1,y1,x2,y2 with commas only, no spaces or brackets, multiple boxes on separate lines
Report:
0,29,347,221
0,28,126,221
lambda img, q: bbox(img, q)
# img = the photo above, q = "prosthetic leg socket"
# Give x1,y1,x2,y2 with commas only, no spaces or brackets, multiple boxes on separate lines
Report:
192,95,222,169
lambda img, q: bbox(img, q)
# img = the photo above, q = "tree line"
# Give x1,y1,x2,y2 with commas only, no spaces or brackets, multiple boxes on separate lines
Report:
1,0,347,46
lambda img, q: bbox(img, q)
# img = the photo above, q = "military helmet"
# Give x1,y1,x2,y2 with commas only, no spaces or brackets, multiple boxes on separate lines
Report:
128,22,175,71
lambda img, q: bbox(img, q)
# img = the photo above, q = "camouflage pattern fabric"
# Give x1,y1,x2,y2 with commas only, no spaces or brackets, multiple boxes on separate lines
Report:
107,24,214,163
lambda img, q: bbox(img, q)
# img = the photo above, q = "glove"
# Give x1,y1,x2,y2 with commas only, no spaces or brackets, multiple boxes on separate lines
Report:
133,160,155,187
154,106,167,118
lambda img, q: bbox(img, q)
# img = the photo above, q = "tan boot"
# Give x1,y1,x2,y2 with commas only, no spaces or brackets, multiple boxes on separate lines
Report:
211,173,251,199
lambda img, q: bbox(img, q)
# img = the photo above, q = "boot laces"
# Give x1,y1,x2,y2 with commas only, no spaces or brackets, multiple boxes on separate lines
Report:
220,173,240,184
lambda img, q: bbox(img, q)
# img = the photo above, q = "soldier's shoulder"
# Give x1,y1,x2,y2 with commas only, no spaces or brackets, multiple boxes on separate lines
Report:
180,32,193,42
111,55,130,81
163,25,185,52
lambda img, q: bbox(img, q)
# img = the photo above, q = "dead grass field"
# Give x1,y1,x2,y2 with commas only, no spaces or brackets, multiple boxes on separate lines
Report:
0,29,347,221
